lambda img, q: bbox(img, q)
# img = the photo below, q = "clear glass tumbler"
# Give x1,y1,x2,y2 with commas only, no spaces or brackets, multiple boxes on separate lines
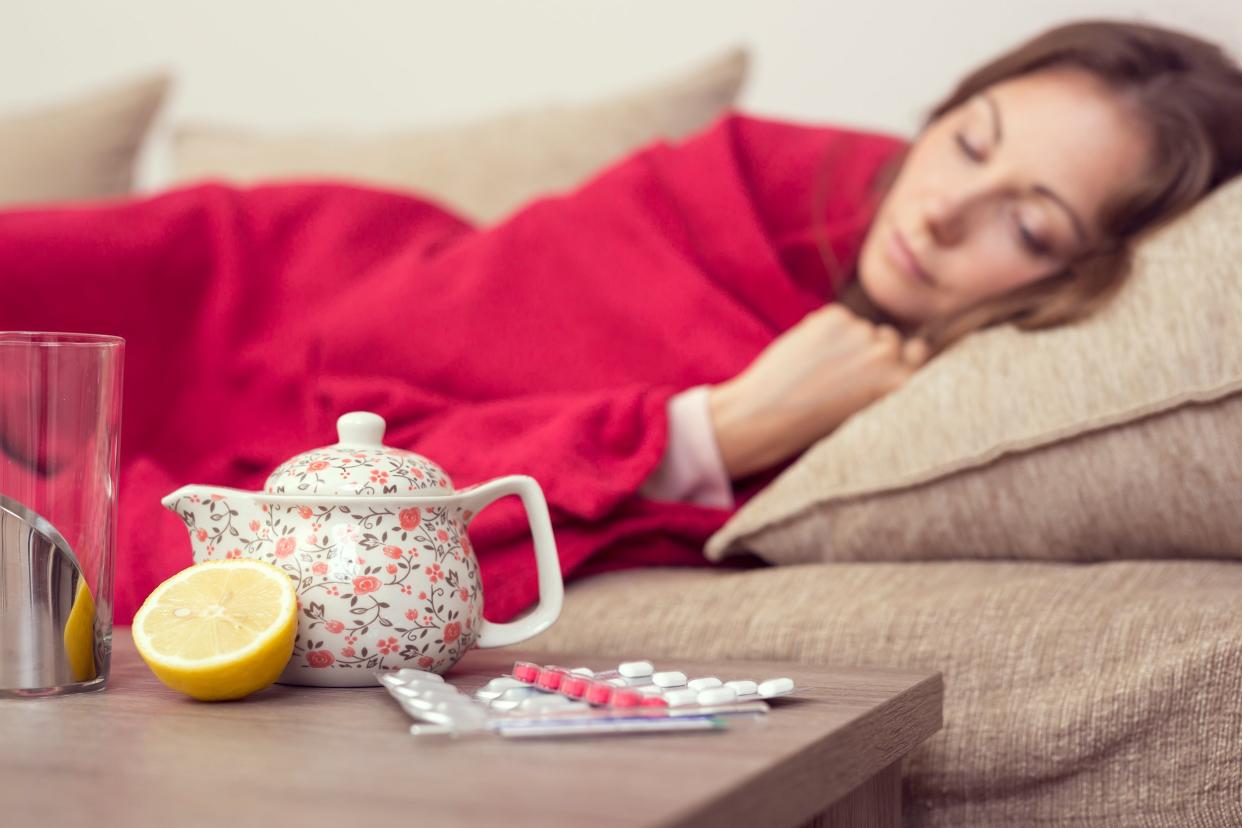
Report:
0,332,124,696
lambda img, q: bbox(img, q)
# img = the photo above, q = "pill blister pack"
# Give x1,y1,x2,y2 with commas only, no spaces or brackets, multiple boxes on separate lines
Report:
377,660,797,739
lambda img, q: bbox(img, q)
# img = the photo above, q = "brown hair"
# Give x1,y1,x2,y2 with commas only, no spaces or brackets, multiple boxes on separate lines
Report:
827,20,1242,351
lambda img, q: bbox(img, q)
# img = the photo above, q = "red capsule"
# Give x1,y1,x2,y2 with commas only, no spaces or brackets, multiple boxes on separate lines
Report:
639,696,669,708
560,675,591,699
611,688,642,708
536,667,567,691
585,680,615,706
512,661,540,683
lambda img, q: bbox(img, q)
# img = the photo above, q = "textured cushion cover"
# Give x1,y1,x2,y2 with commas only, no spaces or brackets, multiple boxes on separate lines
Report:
706,176,1242,566
172,49,747,223
521,563,1242,827
0,75,168,207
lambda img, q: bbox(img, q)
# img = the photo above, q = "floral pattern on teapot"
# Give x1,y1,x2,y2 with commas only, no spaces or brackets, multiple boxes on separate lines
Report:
264,446,453,497
166,489,483,674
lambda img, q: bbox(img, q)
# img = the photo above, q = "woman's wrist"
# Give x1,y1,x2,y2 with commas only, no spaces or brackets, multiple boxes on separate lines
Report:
708,378,788,480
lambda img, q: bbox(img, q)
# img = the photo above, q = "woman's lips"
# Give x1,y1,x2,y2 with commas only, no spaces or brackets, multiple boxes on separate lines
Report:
887,228,936,286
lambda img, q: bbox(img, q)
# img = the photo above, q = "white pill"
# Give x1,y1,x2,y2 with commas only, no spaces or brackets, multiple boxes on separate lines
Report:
499,687,543,701
569,667,594,676
758,677,795,698
618,661,654,678
484,677,527,691
724,680,758,696
637,684,665,696
687,677,723,691
607,677,628,687
652,671,687,688
392,685,459,699
519,695,571,710
490,699,522,712
474,689,503,702
662,688,700,707
696,686,738,706
396,668,444,683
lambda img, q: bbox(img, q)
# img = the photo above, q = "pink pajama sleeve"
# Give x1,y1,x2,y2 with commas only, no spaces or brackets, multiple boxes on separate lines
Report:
639,385,735,510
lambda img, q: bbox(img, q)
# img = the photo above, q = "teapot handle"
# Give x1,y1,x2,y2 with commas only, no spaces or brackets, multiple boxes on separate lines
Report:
458,475,564,648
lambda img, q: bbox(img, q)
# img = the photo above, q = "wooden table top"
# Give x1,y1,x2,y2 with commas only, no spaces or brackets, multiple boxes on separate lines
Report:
0,627,942,828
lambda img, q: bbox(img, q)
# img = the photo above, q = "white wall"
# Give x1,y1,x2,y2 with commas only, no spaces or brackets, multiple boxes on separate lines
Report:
4,0,1240,188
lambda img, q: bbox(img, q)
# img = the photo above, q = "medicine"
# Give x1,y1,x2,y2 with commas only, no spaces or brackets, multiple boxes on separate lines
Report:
696,686,738,706
652,671,687,688
395,668,444,683
640,696,669,708
585,681,614,706
484,676,527,691
618,660,654,678
637,684,664,696
499,686,542,701
663,688,699,707
606,677,628,687
610,688,643,708
724,680,758,696
758,677,795,698
559,675,592,699
536,667,568,691
512,661,540,683
687,677,723,691
569,667,594,676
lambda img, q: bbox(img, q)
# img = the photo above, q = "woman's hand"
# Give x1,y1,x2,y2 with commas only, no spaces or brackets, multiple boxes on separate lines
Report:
708,304,930,480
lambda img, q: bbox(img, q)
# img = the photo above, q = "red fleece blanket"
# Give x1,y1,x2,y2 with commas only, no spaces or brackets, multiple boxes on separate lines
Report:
0,112,904,624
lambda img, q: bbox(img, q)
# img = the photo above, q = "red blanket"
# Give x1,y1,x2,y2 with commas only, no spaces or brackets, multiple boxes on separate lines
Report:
0,112,905,624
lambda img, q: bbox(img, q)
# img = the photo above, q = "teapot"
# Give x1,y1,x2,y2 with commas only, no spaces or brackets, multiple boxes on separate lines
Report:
161,411,564,687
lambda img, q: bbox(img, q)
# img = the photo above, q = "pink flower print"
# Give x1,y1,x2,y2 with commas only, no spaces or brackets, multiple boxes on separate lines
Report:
418,656,434,668
262,504,269,512
425,564,443,583
306,650,334,668
399,507,421,530
275,537,296,559
353,575,382,595
405,609,418,621
206,545,215,556
418,591,427,600
307,460,329,472
413,467,425,479
423,615,433,625
327,586,340,596
442,622,461,644
377,637,399,655
386,564,397,575
383,546,403,559
345,635,357,645
249,520,260,532
400,584,412,595
356,557,365,566
210,494,224,501
195,529,208,542
370,470,389,484
340,646,355,658
460,535,472,556
436,528,449,542
189,494,201,503
324,620,345,634
312,562,329,576
458,588,469,602
226,548,242,560
298,506,313,520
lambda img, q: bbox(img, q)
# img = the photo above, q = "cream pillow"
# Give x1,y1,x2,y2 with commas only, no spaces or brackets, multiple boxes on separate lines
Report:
706,176,1242,565
173,49,747,223
0,74,168,207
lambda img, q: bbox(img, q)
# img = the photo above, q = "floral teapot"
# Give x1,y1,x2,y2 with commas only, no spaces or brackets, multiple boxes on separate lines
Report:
161,411,564,687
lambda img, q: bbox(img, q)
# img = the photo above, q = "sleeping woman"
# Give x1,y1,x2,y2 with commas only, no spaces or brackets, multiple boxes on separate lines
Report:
2,19,1240,623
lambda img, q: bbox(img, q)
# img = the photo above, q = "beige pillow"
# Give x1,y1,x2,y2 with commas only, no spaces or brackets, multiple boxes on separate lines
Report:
173,49,748,223
0,74,168,207
706,175,1242,565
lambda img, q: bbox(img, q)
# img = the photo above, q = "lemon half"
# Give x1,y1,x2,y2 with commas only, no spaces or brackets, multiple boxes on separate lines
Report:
133,559,297,701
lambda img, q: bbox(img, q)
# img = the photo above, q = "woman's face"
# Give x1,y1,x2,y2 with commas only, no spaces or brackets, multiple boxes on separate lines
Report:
857,68,1152,326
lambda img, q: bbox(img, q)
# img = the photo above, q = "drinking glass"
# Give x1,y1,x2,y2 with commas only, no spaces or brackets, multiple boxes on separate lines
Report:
0,332,124,696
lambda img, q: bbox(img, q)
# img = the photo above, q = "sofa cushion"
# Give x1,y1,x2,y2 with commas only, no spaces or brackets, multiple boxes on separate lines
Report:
706,175,1242,566
0,74,168,207
172,49,747,223
520,562,1242,827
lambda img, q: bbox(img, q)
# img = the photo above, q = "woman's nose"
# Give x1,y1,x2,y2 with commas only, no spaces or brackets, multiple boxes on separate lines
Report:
922,193,967,247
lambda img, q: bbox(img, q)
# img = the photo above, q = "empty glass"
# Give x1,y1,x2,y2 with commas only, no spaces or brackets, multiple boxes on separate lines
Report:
0,332,124,696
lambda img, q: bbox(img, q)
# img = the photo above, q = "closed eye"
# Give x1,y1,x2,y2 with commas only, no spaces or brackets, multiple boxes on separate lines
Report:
955,133,984,162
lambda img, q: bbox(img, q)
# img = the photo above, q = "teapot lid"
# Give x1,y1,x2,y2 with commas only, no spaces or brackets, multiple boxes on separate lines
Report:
263,412,454,497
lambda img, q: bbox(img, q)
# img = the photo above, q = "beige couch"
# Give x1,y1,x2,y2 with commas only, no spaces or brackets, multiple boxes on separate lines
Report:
521,561,1242,827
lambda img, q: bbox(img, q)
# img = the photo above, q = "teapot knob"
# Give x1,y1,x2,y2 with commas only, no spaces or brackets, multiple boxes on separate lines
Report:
336,411,386,447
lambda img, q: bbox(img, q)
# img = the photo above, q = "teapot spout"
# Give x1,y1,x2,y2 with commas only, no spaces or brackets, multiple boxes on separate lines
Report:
162,485,259,564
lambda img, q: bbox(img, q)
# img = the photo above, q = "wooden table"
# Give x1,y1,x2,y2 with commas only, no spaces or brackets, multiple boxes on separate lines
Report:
0,627,941,828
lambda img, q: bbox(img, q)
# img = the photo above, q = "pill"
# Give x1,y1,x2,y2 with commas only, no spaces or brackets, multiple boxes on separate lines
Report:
662,688,700,707
618,660,654,678
652,671,687,688
475,689,503,702
606,677,628,687
724,680,758,696
512,661,540,683
610,689,642,708
392,685,459,699
640,696,669,708
536,668,568,691
519,695,571,710
499,687,542,701
758,677,795,698
585,681,614,706
569,667,594,676
637,684,665,696
559,675,591,699
687,677,723,691
396,668,444,683
484,676,527,691
696,686,738,706
490,699,522,712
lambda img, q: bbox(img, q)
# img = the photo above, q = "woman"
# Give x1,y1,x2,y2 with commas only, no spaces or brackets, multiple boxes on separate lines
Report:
2,20,1240,626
